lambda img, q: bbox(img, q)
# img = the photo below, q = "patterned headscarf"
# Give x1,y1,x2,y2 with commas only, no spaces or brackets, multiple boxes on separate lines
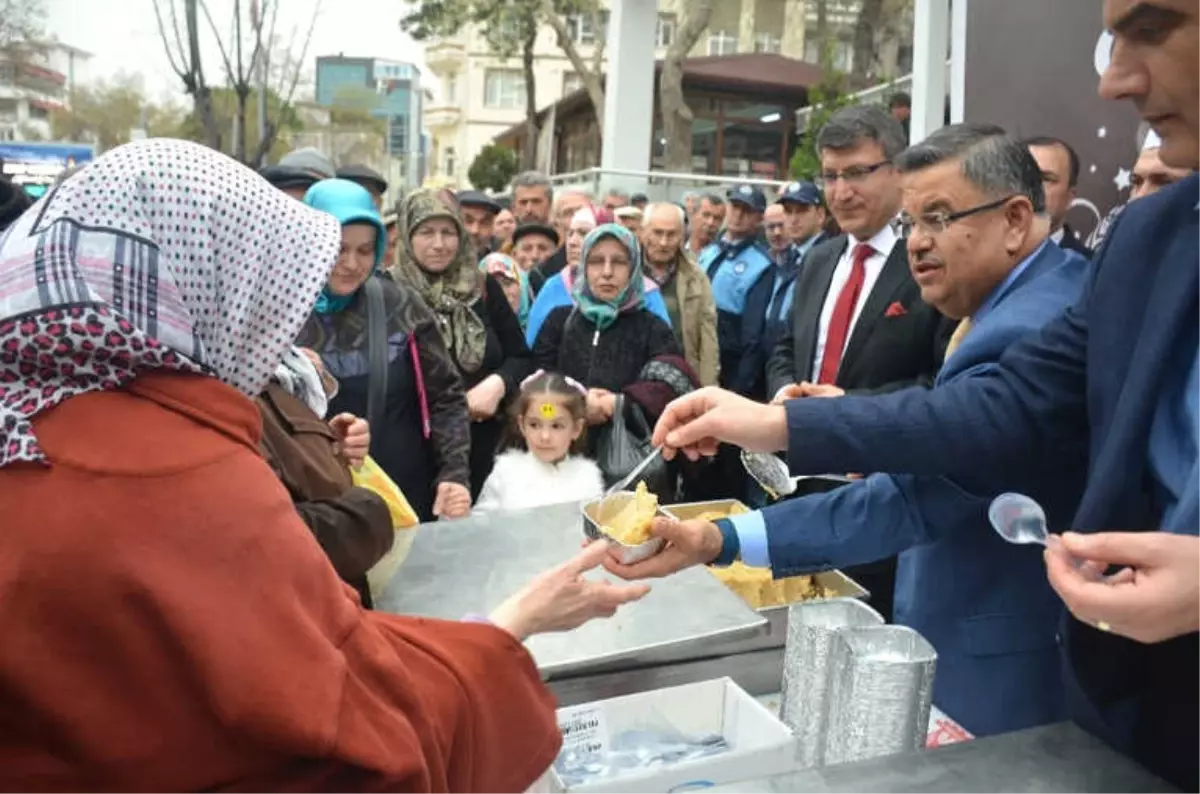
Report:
572,223,647,332
393,189,487,373
0,138,341,467
479,252,531,329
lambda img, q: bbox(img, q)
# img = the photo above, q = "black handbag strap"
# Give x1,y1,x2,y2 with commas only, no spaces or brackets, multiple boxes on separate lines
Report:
364,276,388,436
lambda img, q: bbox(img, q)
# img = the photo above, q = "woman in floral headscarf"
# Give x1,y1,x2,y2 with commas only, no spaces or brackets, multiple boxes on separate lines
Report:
480,251,532,331
0,138,651,791
532,223,697,457
393,189,533,497
524,206,673,347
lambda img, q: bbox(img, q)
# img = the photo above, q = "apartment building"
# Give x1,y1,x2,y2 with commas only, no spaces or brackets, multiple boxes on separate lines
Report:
420,0,912,185
0,40,92,142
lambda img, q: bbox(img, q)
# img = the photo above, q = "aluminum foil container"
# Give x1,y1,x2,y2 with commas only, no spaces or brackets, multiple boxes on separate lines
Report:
778,597,884,768
581,492,667,565
821,625,938,767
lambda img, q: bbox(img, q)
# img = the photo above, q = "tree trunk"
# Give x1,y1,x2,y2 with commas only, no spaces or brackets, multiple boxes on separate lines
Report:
660,0,715,173
184,0,222,150
520,28,540,170
851,0,884,80
234,89,250,161
541,0,605,131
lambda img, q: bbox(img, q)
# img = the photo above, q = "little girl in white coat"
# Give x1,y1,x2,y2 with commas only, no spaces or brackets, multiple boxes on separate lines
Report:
475,370,604,512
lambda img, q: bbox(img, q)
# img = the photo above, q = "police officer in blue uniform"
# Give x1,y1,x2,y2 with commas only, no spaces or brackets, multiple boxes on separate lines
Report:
697,184,774,396
739,181,827,401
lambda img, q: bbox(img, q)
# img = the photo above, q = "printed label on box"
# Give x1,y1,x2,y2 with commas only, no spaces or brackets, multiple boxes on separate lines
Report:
557,703,609,756
926,706,974,748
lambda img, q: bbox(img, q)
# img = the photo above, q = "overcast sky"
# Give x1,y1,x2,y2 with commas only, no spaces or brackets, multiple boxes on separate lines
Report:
44,0,428,103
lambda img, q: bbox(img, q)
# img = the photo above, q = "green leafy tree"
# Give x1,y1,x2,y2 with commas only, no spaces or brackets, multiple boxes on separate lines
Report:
468,144,519,192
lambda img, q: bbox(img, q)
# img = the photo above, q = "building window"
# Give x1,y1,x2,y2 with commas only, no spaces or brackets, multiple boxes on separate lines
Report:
563,72,583,95
754,33,781,54
445,146,456,178
707,31,737,56
565,13,594,45
484,69,527,109
656,14,676,48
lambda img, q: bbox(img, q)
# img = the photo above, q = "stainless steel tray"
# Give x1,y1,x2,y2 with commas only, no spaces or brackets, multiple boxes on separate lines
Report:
661,500,870,655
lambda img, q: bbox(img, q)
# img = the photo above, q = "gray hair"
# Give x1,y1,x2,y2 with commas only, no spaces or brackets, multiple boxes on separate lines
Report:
698,192,726,207
644,201,686,227
895,122,1047,214
817,104,908,160
511,170,553,201
605,187,630,201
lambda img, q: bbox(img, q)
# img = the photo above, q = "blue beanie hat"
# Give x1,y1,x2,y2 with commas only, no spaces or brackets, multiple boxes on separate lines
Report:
303,178,388,267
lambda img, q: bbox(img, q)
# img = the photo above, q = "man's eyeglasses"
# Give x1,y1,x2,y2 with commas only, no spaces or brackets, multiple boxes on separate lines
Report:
898,195,1018,237
815,160,892,190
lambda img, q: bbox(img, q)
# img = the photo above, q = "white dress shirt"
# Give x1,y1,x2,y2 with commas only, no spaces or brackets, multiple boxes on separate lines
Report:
810,224,900,380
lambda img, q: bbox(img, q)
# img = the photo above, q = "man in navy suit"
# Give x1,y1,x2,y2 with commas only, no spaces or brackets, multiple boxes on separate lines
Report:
625,1,1198,787
610,124,1091,737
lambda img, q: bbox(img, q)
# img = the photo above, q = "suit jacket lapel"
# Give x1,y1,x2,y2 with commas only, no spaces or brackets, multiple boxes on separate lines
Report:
794,238,847,381
1093,226,1199,488
840,240,909,371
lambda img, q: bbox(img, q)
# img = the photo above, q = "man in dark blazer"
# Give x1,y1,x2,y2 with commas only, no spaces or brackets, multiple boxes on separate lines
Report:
637,2,1198,785
764,105,953,620
767,106,951,404
1023,135,1094,258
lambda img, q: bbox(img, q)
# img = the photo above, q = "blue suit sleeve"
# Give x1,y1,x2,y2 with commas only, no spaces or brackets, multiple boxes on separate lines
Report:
758,473,990,577
781,275,1091,494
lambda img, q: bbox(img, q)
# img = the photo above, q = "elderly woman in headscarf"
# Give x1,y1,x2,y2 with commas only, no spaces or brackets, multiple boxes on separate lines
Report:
525,206,674,347
0,138,648,790
480,251,532,331
393,189,533,498
300,179,473,521
532,223,697,450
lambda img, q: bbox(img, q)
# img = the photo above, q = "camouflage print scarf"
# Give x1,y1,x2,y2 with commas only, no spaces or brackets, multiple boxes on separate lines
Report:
393,189,487,374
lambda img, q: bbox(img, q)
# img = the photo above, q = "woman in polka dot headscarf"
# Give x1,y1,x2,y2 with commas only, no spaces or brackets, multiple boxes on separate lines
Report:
0,138,646,791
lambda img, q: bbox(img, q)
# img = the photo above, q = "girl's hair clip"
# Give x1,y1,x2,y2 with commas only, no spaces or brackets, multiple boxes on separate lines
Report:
520,368,546,390
519,368,588,397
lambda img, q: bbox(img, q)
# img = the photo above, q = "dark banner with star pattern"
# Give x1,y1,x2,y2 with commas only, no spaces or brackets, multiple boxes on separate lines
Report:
963,0,1140,247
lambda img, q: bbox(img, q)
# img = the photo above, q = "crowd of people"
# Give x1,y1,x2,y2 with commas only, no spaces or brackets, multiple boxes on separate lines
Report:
0,0,1194,789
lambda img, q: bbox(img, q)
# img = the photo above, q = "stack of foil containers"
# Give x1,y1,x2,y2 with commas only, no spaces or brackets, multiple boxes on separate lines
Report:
778,597,936,768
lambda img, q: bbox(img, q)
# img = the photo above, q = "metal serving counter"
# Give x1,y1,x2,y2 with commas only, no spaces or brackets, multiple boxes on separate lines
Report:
709,722,1174,793
375,502,768,679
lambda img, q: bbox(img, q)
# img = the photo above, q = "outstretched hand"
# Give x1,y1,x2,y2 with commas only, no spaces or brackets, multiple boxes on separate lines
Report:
490,542,651,640
603,517,724,580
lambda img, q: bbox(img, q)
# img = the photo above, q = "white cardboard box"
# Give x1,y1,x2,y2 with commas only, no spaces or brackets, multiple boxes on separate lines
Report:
549,677,797,793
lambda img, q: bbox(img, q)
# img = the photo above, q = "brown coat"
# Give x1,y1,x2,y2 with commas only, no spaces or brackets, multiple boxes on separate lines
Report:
1,372,561,791
676,250,721,387
258,382,392,604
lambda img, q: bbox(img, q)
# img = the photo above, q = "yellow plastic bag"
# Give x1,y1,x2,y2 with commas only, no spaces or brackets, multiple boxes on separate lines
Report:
351,455,419,529
351,456,420,601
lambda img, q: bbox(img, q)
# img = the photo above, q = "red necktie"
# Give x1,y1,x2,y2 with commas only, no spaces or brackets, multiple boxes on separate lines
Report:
817,242,873,384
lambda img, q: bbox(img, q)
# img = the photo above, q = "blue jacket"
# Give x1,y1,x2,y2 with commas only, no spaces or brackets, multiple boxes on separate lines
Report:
739,238,824,400
778,175,1200,790
524,271,671,348
698,237,773,394
738,241,1087,737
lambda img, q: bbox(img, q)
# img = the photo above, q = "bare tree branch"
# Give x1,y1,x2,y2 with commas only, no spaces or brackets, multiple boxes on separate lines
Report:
589,5,606,72
541,0,605,130
151,0,188,80
198,0,237,85
250,0,321,166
